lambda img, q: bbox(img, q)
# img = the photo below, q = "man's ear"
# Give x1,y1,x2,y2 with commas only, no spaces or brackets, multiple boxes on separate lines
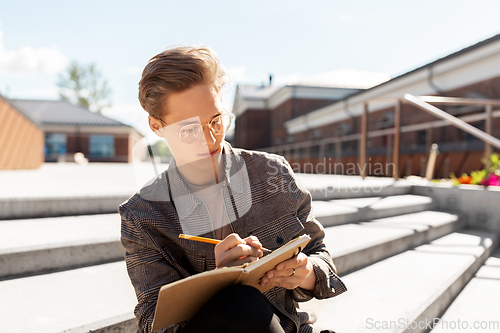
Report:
148,115,165,138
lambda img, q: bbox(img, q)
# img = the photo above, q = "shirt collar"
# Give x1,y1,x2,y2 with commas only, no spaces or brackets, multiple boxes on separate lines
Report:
167,140,249,221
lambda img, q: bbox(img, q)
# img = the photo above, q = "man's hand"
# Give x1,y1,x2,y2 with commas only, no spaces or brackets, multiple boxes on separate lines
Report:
259,252,316,290
215,233,264,268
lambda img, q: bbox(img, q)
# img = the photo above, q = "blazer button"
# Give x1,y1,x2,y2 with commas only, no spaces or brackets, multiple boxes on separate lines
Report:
276,237,284,245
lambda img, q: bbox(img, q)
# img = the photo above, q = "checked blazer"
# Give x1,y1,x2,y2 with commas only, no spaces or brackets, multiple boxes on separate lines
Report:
119,141,347,333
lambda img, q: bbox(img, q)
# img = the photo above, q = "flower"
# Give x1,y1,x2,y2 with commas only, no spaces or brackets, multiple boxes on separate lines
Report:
458,174,473,184
480,173,500,187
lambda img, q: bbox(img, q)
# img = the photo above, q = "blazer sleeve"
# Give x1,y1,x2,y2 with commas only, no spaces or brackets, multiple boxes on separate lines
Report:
277,157,347,302
119,204,187,333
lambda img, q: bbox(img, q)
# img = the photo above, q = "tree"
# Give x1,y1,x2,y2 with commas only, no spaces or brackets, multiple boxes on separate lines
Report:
57,61,112,113
149,139,172,163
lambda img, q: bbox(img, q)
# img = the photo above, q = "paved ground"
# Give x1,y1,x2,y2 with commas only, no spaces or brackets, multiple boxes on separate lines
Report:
0,161,427,199
0,161,169,199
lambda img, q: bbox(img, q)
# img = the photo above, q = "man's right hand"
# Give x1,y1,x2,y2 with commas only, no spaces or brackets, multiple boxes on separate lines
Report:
214,233,264,268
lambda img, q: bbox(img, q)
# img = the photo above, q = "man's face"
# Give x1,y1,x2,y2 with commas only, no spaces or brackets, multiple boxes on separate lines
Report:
148,84,225,170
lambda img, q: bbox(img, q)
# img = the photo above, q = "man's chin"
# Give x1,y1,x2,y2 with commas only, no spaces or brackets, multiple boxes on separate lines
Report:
179,156,220,170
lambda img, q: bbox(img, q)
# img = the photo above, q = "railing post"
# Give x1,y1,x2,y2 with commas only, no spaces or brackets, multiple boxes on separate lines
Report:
485,104,493,169
393,100,401,180
425,143,439,181
319,142,325,174
360,103,368,178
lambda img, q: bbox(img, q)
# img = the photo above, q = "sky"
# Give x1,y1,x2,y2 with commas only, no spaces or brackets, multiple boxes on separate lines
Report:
1,0,500,142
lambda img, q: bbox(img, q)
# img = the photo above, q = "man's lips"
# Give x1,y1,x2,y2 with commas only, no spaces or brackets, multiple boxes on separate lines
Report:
198,147,219,157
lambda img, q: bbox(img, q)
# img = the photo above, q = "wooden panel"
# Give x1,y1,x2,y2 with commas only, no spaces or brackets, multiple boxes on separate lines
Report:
0,98,43,170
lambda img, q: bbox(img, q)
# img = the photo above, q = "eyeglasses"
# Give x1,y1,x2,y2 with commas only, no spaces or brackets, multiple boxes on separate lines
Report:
154,110,233,144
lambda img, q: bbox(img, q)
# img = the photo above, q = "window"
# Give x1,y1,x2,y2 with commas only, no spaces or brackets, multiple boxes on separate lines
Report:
462,122,484,142
45,133,67,155
89,135,115,157
325,143,334,156
417,130,426,146
311,145,320,157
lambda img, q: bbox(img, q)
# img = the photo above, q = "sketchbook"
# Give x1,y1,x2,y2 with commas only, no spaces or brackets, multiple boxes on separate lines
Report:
151,234,311,331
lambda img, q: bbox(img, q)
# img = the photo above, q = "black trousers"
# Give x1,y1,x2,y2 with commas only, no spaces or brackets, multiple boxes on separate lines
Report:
180,284,286,333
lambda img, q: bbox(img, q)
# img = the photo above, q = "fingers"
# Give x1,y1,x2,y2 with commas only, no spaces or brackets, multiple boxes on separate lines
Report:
275,252,307,271
215,233,245,254
215,233,263,268
260,252,310,289
243,235,263,250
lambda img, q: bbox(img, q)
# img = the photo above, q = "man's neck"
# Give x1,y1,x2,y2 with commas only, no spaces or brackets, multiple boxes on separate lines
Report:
176,147,226,187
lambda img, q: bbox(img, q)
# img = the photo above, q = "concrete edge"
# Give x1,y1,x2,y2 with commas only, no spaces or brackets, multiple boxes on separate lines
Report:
0,241,125,279
400,232,500,333
333,214,465,275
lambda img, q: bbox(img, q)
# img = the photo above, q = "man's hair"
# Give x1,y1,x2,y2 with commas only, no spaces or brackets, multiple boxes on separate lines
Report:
138,45,228,118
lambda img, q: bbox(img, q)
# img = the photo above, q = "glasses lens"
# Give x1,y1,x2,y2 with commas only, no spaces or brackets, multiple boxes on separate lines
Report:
211,114,232,134
179,125,203,144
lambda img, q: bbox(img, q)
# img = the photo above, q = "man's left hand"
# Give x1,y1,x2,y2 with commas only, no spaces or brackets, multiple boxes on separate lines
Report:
259,252,316,290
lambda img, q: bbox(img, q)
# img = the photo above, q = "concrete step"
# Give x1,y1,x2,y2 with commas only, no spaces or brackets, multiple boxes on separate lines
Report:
430,249,500,332
0,261,137,333
313,194,435,227
0,194,130,220
296,174,413,200
301,228,499,333
325,210,465,275
0,213,123,279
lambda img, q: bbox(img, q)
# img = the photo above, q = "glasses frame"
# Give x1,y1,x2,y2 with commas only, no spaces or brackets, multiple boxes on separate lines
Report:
153,109,233,144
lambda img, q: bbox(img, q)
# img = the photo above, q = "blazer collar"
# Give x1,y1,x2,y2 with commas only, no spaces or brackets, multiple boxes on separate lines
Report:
167,141,249,221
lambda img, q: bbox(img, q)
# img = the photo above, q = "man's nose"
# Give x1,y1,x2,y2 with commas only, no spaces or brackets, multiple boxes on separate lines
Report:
202,126,216,146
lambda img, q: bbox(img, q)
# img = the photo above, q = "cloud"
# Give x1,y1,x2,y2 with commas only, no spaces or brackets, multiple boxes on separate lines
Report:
125,65,143,75
339,14,352,23
273,73,302,85
0,28,69,75
101,102,156,140
227,65,248,84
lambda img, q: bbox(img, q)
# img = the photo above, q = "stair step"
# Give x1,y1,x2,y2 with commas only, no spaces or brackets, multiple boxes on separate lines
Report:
296,174,412,200
0,195,130,220
0,261,137,333
324,210,465,275
0,213,123,279
300,229,499,333
313,194,435,227
430,249,500,332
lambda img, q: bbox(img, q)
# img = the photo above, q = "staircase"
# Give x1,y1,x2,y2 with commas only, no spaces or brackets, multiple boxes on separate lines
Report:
1,173,499,333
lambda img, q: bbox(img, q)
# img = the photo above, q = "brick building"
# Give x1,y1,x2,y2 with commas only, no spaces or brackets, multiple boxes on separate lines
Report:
0,95,44,169
3,99,143,167
232,34,500,178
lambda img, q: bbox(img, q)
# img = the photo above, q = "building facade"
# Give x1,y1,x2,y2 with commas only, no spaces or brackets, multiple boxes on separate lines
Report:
1,98,144,169
233,35,500,178
0,96,44,169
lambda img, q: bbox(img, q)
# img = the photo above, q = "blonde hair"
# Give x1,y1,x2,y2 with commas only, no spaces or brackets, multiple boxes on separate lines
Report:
138,45,228,118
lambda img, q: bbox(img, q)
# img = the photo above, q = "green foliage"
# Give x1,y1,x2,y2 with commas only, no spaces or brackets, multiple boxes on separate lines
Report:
457,153,500,186
471,169,487,185
149,140,172,162
489,153,499,170
57,61,112,113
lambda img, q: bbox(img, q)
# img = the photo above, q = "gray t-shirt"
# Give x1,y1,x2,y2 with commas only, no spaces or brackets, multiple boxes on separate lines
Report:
184,180,233,240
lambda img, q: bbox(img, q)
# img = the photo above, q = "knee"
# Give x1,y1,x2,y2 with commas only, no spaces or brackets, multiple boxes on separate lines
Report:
211,284,272,315
217,284,262,301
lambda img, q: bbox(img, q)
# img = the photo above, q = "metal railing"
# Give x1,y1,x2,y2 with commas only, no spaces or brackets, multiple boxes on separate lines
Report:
359,94,500,179
263,95,500,179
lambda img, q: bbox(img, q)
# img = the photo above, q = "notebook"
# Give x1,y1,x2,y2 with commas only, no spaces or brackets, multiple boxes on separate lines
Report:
151,234,311,331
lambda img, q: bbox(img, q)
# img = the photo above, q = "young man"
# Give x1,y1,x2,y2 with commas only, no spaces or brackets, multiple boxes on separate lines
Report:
119,45,347,333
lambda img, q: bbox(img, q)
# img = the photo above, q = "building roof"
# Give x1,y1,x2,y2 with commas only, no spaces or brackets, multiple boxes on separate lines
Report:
8,99,129,127
284,32,500,135
236,84,281,101
288,68,391,89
